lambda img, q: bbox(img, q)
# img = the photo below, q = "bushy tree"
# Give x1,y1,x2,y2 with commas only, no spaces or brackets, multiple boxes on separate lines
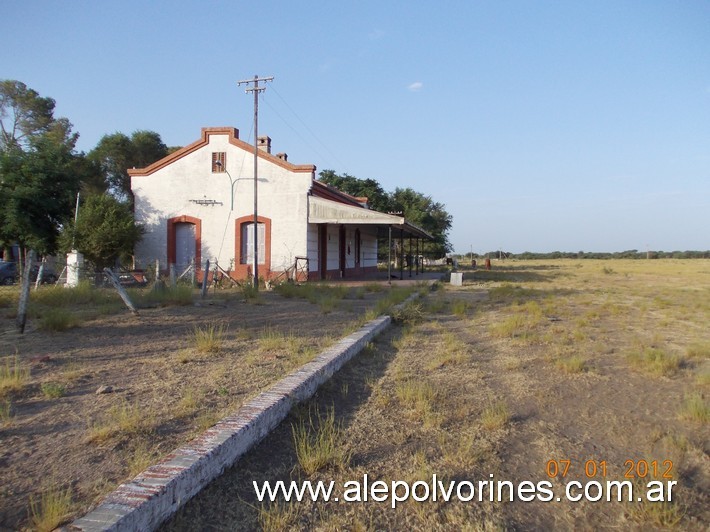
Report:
0,135,83,255
89,130,168,203
59,194,144,271
0,80,58,151
0,81,85,258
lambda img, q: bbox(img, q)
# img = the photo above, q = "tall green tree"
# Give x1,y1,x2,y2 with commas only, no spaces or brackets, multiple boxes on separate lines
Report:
0,81,85,258
0,80,57,151
89,130,168,203
59,194,144,271
0,130,83,255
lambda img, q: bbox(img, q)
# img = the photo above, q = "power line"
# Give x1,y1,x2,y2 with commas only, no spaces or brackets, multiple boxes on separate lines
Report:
268,84,349,173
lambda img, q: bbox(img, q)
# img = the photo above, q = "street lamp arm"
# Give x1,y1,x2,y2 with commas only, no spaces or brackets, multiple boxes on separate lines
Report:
215,160,237,211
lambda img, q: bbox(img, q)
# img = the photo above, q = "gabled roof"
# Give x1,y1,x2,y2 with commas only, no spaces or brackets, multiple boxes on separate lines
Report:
128,127,316,177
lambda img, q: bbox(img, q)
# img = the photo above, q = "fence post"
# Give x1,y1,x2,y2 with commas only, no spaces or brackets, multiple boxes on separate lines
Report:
190,258,196,287
169,263,176,287
104,268,139,315
201,260,210,299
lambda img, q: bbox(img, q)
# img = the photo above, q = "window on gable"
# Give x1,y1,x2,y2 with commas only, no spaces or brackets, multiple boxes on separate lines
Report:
212,152,226,173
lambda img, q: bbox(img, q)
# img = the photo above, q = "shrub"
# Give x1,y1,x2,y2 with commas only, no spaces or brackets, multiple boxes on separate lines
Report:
40,382,66,399
391,301,424,325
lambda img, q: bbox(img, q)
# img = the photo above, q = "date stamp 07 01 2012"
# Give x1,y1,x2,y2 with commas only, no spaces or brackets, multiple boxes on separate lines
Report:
546,459,674,480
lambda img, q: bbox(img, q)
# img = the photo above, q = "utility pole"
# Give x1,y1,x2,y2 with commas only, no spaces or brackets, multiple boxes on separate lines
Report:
237,74,273,290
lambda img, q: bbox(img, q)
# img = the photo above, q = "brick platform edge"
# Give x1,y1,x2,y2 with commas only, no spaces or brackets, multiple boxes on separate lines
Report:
66,314,396,531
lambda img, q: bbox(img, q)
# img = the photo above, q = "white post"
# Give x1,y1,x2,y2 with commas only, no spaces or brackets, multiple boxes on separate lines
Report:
66,250,84,287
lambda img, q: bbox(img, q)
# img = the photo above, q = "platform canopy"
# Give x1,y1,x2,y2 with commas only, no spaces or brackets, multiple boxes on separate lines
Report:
308,196,432,239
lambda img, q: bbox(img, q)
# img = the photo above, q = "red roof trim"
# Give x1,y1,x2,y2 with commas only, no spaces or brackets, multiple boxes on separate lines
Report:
311,181,367,208
128,127,316,176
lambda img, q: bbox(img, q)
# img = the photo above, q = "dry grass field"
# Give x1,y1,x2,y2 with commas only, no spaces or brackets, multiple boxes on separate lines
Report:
162,259,709,531
0,282,418,531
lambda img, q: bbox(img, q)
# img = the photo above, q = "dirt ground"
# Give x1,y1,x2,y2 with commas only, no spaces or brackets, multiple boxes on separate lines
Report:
0,284,418,531
162,260,709,531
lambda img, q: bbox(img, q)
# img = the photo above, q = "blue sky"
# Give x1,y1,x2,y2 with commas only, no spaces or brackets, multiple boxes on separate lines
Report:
3,1,709,254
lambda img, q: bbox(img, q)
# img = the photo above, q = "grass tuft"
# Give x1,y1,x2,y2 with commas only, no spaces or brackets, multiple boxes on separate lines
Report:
686,341,710,359
292,406,350,475
679,392,709,423
29,484,73,532
627,347,682,377
239,281,260,302
395,379,437,423
428,331,468,369
451,299,470,317
0,356,30,397
1,399,13,425
628,490,684,528
258,501,300,532
87,400,150,443
555,355,587,374
193,323,226,354
481,400,510,431
127,441,156,476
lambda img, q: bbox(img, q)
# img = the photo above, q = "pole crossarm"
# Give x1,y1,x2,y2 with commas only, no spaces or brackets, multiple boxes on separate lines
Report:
237,75,274,92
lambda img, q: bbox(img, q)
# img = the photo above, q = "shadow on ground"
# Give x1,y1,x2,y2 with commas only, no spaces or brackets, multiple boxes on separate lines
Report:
161,327,404,531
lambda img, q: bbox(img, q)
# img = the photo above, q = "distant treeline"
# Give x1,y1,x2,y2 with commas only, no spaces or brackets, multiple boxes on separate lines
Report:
457,250,710,260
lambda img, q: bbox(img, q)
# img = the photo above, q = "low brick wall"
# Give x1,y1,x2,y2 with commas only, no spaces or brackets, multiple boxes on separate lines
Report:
68,315,392,531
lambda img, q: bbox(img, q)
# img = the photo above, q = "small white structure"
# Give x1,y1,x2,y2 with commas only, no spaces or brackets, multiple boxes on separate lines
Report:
130,127,429,281
66,250,83,287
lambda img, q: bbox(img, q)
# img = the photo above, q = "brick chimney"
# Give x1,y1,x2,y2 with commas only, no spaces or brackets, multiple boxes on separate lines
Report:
276,152,288,162
257,136,271,154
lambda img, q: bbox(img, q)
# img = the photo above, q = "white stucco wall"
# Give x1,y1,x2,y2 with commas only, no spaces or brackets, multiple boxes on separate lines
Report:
131,131,313,275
